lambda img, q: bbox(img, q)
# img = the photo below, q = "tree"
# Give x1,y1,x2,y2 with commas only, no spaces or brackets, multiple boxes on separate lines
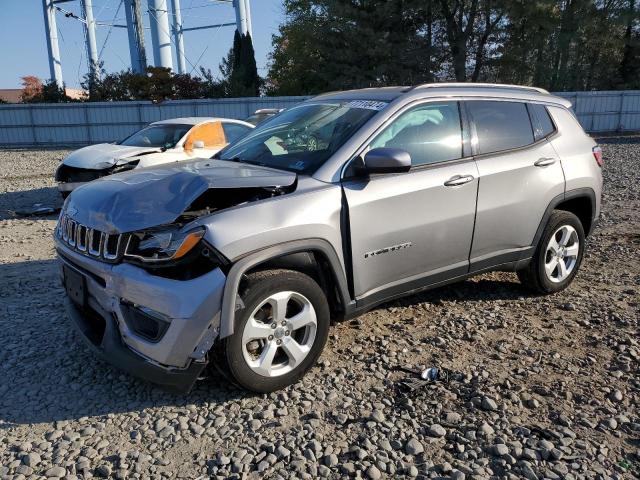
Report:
616,0,640,88
220,30,261,97
41,79,71,103
267,0,431,95
267,0,635,93
20,76,44,102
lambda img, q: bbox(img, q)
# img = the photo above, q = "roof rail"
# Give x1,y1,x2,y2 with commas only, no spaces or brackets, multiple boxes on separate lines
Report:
413,82,550,95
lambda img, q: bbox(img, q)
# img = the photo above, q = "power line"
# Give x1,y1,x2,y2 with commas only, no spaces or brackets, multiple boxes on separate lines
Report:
98,0,124,61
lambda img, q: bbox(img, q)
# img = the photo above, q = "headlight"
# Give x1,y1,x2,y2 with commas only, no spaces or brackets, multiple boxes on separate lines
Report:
125,226,205,263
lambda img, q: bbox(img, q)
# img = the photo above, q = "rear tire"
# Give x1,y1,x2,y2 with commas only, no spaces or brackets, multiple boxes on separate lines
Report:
223,269,330,392
517,210,585,294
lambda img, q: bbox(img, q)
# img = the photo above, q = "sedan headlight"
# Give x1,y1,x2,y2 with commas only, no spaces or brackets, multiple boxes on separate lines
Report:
125,226,205,263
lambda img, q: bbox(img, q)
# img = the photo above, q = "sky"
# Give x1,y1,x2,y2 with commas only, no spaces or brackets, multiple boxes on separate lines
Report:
0,0,285,89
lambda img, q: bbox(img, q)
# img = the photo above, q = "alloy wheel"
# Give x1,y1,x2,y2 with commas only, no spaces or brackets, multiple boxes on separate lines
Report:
544,224,580,283
241,291,317,377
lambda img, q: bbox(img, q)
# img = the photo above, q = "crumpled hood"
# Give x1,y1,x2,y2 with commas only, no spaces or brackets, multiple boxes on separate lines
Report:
64,159,297,233
62,143,162,169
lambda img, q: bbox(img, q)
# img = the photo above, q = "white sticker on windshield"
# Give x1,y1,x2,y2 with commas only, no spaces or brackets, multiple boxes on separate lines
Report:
346,100,388,111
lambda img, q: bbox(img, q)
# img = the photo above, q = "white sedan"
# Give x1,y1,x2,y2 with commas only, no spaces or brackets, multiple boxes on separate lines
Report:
55,117,254,196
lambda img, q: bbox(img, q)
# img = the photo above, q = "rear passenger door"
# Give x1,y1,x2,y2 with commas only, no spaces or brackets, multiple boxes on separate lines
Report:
467,100,564,270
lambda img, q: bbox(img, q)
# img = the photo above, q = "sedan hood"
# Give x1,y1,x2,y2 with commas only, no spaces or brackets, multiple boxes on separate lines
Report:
63,143,162,169
64,159,297,233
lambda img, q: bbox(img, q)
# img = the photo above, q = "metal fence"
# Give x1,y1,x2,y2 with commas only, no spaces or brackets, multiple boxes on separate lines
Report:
0,96,310,148
554,90,640,133
0,91,638,148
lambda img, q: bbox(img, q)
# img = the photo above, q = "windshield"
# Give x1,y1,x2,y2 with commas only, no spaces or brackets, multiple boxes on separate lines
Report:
118,124,192,149
218,101,386,174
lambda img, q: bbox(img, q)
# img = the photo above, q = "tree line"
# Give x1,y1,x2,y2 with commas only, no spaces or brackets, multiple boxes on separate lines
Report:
20,31,261,103
17,1,639,103
267,0,640,95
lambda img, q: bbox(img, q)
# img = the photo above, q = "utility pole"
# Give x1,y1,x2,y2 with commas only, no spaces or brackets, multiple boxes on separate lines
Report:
124,0,147,73
80,0,100,81
42,0,64,88
244,0,253,38
147,0,173,70
233,0,248,36
170,0,186,74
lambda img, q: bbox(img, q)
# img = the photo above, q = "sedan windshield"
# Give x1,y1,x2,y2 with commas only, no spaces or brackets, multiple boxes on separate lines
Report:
217,101,386,174
119,124,192,149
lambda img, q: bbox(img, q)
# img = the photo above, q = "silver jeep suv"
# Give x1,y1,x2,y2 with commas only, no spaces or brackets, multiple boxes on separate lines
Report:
55,83,603,393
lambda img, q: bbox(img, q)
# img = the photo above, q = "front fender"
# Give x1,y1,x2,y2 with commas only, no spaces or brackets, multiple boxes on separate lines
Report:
219,239,351,338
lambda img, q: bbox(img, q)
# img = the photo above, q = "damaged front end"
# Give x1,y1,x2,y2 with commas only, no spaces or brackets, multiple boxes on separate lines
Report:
56,159,298,391
55,160,140,195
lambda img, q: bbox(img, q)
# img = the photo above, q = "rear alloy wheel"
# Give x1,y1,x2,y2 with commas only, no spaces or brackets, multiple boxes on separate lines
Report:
518,210,585,294
544,224,580,283
224,269,330,392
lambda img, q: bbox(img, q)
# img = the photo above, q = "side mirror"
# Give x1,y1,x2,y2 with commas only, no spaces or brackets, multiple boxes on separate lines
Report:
193,140,205,149
363,147,411,174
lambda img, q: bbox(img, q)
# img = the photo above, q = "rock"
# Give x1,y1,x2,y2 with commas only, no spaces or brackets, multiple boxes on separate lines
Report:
95,464,112,478
427,424,446,437
370,409,385,423
479,422,495,436
490,444,509,456
324,454,339,467
21,452,41,467
45,466,67,478
481,397,498,411
405,437,424,455
610,390,623,402
366,465,382,479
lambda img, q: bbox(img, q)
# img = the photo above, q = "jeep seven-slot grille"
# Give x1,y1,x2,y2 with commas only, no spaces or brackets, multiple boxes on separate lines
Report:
56,214,125,262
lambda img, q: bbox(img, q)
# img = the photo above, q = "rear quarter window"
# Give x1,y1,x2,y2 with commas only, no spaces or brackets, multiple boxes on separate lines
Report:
528,103,556,140
466,101,534,154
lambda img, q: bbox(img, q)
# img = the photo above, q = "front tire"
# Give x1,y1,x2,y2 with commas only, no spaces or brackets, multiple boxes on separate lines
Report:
518,210,585,294
223,269,330,392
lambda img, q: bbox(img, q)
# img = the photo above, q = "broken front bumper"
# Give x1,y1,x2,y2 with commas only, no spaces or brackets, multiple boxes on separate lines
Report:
55,164,108,193
56,240,226,392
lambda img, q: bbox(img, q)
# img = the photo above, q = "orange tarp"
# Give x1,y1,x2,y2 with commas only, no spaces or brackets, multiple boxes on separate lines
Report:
184,122,226,151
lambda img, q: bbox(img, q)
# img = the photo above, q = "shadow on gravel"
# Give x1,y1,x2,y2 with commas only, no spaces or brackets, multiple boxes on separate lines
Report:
0,259,244,428
0,257,530,427
0,186,63,219
384,276,532,310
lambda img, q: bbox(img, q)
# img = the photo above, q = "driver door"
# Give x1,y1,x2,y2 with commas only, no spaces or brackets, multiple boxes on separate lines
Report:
342,101,478,300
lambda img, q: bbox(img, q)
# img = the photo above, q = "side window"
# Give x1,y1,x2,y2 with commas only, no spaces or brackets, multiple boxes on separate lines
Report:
467,101,534,154
222,122,252,144
369,102,462,166
528,103,556,140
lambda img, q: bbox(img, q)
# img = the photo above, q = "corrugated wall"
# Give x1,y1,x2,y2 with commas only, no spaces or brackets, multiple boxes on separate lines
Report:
0,96,311,148
554,91,640,132
0,91,638,148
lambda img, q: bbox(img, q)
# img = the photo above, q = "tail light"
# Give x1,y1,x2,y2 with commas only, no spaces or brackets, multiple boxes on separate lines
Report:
592,146,603,168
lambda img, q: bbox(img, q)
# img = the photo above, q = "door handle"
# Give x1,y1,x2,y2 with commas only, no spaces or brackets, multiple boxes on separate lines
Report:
444,174,474,187
534,157,556,167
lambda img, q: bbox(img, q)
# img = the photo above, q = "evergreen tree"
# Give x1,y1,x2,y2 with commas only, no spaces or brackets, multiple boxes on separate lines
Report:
220,30,261,97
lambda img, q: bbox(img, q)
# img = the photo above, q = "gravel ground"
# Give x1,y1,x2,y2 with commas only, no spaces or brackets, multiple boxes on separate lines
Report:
0,140,638,480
